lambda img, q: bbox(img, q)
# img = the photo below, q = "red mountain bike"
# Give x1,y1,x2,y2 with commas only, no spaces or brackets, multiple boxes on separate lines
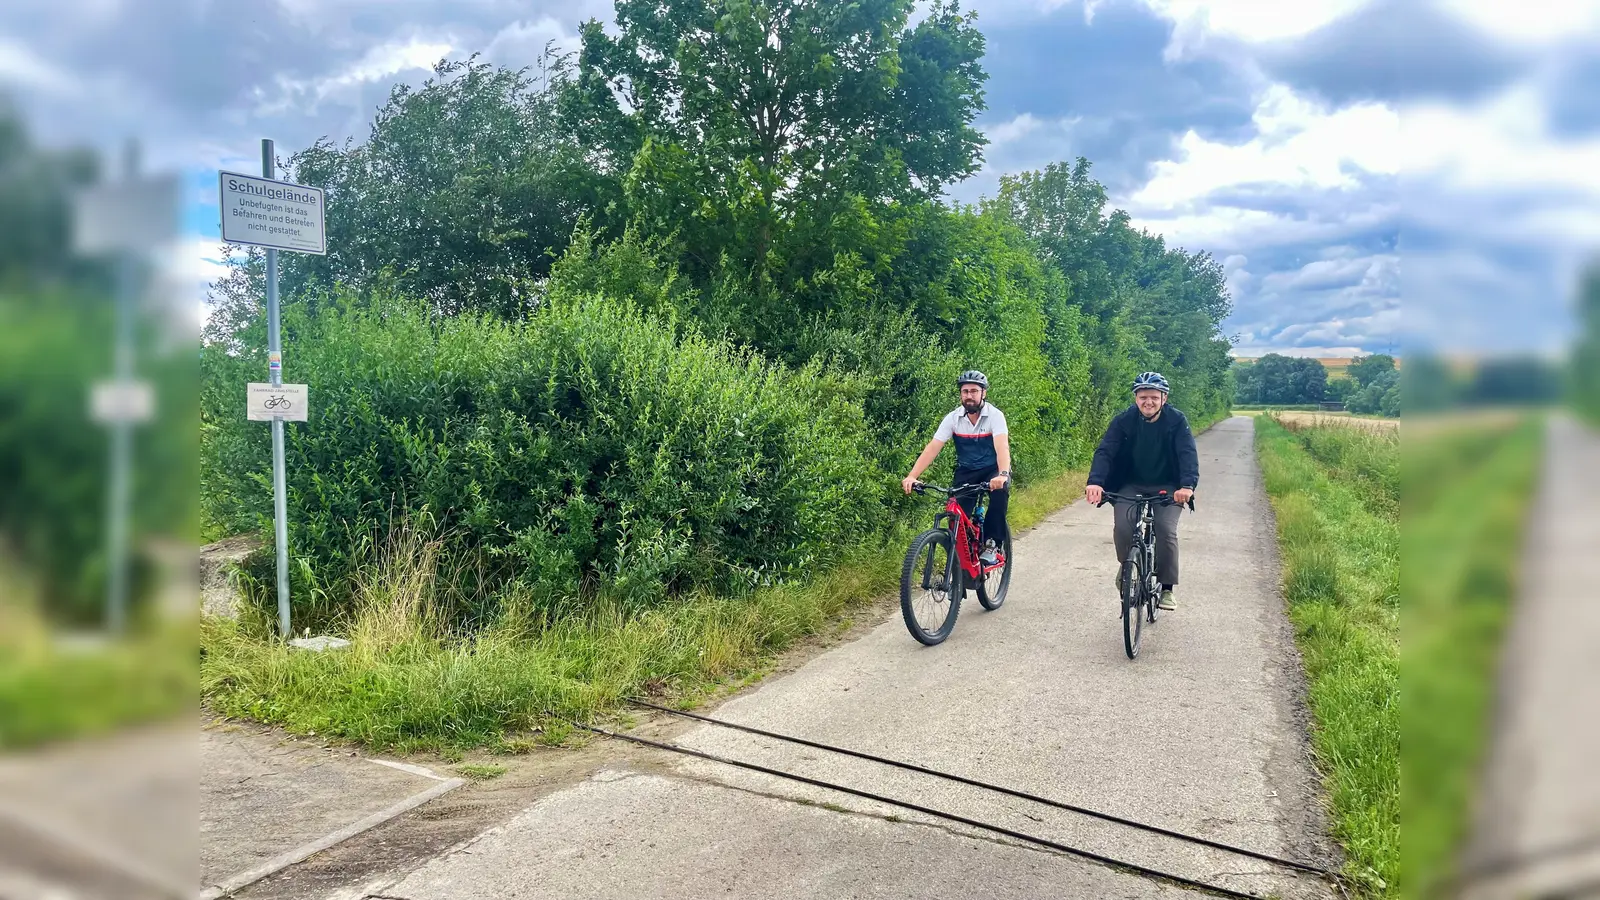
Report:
900,482,1012,645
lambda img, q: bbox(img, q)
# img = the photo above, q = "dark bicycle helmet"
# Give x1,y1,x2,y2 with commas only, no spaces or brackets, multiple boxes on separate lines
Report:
957,369,989,390
1132,371,1170,394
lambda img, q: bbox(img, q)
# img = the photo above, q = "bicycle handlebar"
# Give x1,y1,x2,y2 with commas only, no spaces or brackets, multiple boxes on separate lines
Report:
1096,490,1195,512
911,481,990,498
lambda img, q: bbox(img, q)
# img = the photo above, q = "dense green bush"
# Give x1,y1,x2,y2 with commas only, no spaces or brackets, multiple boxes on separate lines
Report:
202,287,883,620
0,291,195,624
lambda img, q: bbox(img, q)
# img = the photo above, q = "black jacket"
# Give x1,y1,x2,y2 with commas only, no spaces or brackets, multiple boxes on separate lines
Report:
1086,404,1200,492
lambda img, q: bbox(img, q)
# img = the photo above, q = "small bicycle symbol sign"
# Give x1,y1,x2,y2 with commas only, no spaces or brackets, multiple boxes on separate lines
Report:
264,395,292,411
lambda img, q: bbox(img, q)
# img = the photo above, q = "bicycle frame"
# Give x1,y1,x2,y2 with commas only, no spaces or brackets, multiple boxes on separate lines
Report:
1098,489,1193,596
915,482,1004,579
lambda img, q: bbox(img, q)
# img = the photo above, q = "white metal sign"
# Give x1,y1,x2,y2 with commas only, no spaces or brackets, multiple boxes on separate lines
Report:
247,383,309,422
72,176,180,255
219,171,327,254
91,380,155,424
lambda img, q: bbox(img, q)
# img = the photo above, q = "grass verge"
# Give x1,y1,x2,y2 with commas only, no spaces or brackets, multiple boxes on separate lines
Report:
201,465,1089,755
1255,414,1398,896
1400,414,1544,899
0,595,196,752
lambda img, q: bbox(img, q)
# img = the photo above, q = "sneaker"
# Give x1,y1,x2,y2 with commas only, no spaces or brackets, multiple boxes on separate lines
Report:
979,540,1000,567
1157,588,1176,610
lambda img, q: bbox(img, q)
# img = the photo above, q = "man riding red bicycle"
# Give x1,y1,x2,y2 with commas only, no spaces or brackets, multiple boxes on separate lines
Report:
902,370,1012,567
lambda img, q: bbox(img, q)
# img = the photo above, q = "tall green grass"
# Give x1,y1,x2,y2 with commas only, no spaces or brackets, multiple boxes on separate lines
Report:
201,412,1237,753
1256,414,1398,895
201,465,1095,754
1400,415,1544,899
0,567,195,751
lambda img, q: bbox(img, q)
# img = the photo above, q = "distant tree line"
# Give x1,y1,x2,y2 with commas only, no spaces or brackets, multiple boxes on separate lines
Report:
1233,353,1400,416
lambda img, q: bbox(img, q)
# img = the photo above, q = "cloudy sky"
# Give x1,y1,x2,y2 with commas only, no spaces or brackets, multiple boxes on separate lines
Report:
3,0,1597,356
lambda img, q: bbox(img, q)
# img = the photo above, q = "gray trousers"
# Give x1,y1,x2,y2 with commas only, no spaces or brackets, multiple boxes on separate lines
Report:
1112,484,1183,586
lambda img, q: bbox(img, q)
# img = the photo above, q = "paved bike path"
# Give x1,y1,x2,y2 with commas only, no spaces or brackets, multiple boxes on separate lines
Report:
1460,413,1600,899
356,416,1339,899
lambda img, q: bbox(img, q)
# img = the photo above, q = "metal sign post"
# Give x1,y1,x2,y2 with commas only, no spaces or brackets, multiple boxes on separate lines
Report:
106,248,135,633
218,139,326,640
71,139,175,634
263,139,291,639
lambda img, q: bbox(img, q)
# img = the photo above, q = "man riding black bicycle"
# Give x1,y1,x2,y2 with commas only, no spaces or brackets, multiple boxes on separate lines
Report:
902,370,1012,567
1084,372,1198,610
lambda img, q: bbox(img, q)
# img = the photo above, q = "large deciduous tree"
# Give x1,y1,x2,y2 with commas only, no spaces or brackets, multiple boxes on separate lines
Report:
208,52,616,336
568,0,988,303
983,158,1234,421
1233,354,1329,405
1347,353,1397,389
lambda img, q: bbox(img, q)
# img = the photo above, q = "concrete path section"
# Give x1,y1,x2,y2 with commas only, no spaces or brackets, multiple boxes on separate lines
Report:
0,722,194,900
1462,414,1600,900
357,416,1340,900
201,720,463,898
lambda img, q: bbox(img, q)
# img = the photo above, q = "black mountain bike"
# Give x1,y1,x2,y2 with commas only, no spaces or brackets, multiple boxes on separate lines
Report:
900,482,1012,645
1096,490,1193,659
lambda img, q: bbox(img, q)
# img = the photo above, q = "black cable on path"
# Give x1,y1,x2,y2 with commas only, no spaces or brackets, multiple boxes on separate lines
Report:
629,698,1338,881
569,718,1271,900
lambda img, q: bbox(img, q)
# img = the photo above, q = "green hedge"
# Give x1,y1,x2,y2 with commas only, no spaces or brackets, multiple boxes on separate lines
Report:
201,222,1216,626
203,290,884,621
0,291,196,624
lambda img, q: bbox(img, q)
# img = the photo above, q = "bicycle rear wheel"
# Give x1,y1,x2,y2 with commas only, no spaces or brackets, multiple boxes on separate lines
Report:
1121,552,1143,659
901,529,961,645
976,535,1012,611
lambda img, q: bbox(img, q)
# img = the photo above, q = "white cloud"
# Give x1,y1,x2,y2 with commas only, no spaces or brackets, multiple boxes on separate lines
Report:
1397,75,1600,347
984,112,1044,146
1131,200,1399,254
0,37,81,94
152,237,233,332
1434,0,1600,45
1136,0,1374,42
1402,83,1600,199
1121,0,1375,60
256,37,453,115
1130,84,1398,211
1221,252,1252,298
192,144,266,178
483,17,580,68
954,114,1082,204
1260,254,1396,294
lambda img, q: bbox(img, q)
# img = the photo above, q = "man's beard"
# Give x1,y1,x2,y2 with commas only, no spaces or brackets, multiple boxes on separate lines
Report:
963,398,983,413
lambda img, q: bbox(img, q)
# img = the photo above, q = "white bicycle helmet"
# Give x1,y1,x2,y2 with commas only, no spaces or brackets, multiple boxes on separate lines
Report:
1132,371,1170,394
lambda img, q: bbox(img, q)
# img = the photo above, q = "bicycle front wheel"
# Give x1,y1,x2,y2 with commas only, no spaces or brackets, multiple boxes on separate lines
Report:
901,529,961,645
1121,553,1143,659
